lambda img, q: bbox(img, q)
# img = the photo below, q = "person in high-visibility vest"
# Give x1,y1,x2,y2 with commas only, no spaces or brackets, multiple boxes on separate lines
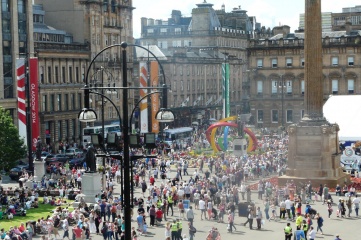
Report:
171,219,178,240
177,219,183,240
284,222,293,240
167,195,174,216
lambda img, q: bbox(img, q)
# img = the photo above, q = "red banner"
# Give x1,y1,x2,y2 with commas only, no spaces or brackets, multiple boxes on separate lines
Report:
29,58,39,151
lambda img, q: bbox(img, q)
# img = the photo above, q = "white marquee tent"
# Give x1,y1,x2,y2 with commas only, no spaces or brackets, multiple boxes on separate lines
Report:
323,95,361,141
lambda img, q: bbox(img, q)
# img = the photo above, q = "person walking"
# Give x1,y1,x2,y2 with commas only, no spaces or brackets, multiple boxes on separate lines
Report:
256,207,262,230
264,199,270,220
165,222,171,240
199,198,206,220
188,222,196,240
227,210,236,233
315,213,324,235
353,196,360,216
309,226,316,240
186,206,194,226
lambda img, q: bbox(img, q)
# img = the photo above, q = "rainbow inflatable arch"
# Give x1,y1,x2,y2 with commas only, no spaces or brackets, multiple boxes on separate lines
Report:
205,116,258,153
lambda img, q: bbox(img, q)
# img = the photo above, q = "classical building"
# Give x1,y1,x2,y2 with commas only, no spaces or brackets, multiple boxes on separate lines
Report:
34,0,135,129
33,4,89,147
0,0,34,121
138,1,254,126
248,25,361,129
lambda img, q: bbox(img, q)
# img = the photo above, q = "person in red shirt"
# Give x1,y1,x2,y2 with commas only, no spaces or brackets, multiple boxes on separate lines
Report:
150,176,155,185
72,225,83,240
155,208,163,223
18,223,26,233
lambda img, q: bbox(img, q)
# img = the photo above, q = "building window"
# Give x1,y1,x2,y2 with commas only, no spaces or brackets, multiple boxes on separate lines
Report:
2,0,9,11
286,81,292,94
78,93,82,109
286,110,293,123
301,110,305,119
57,94,62,111
47,66,52,83
55,66,59,83
257,80,263,94
64,94,69,111
62,66,66,83
108,106,113,118
69,67,73,83
271,59,278,68
272,80,278,94
348,79,354,94
17,0,25,13
257,59,263,68
271,110,279,123
332,79,338,94
332,57,338,66
40,67,44,84
286,58,292,67
76,67,79,83
187,80,190,91
50,94,55,111
42,95,47,112
301,80,305,95
301,58,304,67
160,28,167,33
175,28,181,34
65,120,69,139
180,80,184,91
257,110,263,123
348,56,354,66
147,29,154,33
70,94,75,110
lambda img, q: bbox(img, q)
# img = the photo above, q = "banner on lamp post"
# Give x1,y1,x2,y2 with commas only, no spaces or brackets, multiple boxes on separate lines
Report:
222,63,230,118
16,58,27,145
29,58,40,151
139,62,148,133
150,61,159,133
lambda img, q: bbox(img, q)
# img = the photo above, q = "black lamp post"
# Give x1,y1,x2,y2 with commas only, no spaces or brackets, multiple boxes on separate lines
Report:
78,42,174,240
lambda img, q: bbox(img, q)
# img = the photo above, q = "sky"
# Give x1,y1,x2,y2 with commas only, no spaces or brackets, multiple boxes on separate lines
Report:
132,0,361,38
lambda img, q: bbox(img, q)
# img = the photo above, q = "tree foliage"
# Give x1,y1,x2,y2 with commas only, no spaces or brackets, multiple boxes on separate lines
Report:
0,107,27,169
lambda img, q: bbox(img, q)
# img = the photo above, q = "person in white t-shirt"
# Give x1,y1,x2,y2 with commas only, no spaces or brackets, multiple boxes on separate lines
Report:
199,198,206,220
285,198,292,220
353,197,360,216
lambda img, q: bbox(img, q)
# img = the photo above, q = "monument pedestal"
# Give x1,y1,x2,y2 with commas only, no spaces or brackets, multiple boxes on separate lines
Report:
279,122,350,187
82,172,102,203
34,161,46,181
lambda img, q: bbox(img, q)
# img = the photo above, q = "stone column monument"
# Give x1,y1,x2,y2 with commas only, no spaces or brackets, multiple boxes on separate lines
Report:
278,0,349,187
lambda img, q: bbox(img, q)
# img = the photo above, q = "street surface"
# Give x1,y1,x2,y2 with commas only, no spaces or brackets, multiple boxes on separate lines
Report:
1,167,358,240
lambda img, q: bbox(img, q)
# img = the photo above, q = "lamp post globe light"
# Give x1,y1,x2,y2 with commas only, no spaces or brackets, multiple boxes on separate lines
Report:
78,42,174,240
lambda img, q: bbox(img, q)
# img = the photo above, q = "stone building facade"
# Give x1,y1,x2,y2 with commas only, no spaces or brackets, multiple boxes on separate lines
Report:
138,1,253,125
248,26,361,129
35,0,135,130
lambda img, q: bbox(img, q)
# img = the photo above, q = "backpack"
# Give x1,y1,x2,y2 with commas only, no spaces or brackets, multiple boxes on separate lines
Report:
190,226,197,234
101,225,107,234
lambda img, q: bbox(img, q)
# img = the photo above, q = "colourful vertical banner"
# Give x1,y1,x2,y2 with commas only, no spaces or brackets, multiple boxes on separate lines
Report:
139,61,148,133
222,63,230,118
150,61,159,133
16,58,27,145
29,58,40,151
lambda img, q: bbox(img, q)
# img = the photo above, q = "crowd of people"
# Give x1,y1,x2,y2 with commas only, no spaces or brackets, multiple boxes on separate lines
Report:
2,131,357,240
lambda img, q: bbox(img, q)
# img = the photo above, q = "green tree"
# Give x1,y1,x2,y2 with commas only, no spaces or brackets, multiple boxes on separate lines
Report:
0,107,27,170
